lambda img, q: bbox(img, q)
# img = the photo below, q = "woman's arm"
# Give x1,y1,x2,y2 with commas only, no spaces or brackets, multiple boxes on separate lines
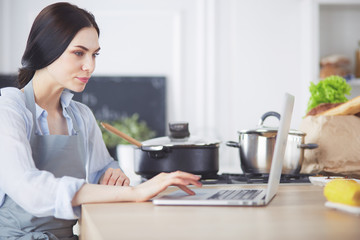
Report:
72,171,202,205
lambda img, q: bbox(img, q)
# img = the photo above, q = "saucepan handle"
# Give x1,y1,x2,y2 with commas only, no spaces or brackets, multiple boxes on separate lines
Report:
258,111,281,126
226,141,240,148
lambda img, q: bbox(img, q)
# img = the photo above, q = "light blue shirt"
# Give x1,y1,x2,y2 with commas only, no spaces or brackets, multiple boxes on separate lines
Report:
0,87,119,219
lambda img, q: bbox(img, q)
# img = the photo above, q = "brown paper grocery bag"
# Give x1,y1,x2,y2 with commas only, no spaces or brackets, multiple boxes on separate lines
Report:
299,115,360,177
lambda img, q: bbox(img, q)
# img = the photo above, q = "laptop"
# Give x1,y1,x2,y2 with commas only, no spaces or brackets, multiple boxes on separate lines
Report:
152,93,294,206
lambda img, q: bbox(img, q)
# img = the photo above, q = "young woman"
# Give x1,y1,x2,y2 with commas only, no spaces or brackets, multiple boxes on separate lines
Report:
0,2,201,239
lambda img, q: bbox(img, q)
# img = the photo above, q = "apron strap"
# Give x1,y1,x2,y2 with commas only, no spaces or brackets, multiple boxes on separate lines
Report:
65,106,80,134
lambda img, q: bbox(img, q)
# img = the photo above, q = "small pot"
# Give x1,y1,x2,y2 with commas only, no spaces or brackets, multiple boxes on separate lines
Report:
134,122,220,179
226,111,318,174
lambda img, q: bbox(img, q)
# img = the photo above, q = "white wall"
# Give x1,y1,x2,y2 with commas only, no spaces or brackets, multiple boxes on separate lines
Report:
0,0,313,172
319,3,360,99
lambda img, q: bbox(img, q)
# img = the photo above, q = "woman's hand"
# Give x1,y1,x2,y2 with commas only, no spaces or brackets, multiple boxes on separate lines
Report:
99,168,130,186
73,171,201,206
132,171,202,202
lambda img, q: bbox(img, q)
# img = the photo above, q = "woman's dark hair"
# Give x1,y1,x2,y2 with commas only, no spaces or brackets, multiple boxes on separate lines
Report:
18,2,99,88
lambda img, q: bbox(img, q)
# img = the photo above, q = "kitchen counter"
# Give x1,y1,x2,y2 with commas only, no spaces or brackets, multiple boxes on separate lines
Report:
79,184,360,240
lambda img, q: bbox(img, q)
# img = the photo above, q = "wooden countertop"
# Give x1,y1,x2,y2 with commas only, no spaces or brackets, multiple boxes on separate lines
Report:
79,184,360,240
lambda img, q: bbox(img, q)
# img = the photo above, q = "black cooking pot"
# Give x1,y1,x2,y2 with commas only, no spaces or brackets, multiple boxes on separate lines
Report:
134,122,220,179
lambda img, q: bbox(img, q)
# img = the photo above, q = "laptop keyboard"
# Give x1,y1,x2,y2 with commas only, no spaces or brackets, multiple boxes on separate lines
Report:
207,189,262,200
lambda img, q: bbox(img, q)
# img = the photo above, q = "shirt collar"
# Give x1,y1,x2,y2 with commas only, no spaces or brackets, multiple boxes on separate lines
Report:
35,89,74,119
60,89,74,108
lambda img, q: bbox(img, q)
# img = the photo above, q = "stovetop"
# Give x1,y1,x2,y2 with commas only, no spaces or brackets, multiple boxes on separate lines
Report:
200,173,312,185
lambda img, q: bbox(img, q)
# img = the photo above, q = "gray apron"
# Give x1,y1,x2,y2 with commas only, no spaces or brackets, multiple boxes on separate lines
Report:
0,81,86,239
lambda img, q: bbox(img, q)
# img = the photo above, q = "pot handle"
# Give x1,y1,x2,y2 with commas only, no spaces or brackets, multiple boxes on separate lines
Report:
141,145,171,152
141,145,171,159
226,141,240,148
258,111,281,126
299,143,318,149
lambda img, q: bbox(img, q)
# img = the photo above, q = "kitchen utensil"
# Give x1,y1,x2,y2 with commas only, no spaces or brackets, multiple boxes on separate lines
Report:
101,122,142,147
134,122,220,179
226,111,318,174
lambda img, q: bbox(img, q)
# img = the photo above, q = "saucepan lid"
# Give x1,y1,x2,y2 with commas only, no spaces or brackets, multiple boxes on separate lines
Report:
238,111,305,136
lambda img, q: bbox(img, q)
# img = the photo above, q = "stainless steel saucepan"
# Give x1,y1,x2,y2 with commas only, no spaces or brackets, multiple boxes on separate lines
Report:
226,111,318,174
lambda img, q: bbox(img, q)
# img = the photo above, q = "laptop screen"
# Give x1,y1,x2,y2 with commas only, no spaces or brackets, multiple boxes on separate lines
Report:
265,93,294,203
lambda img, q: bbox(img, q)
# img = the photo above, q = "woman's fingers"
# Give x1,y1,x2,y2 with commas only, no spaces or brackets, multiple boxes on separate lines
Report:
157,171,202,196
100,168,112,185
115,175,130,186
124,178,130,186
169,171,201,181
167,174,202,194
100,168,130,186
176,185,196,195
132,170,203,202
167,171,202,188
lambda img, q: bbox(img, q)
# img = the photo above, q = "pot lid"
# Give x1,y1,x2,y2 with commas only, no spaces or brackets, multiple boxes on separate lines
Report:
238,126,305,136
238,111,305,136
141,135,220,147
141,122,220,147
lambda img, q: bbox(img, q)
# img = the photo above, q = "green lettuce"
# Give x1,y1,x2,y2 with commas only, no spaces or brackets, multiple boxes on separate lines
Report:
306,75,351,113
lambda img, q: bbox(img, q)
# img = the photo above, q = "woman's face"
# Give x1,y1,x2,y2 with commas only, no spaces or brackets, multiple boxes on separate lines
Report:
45,27,100,92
